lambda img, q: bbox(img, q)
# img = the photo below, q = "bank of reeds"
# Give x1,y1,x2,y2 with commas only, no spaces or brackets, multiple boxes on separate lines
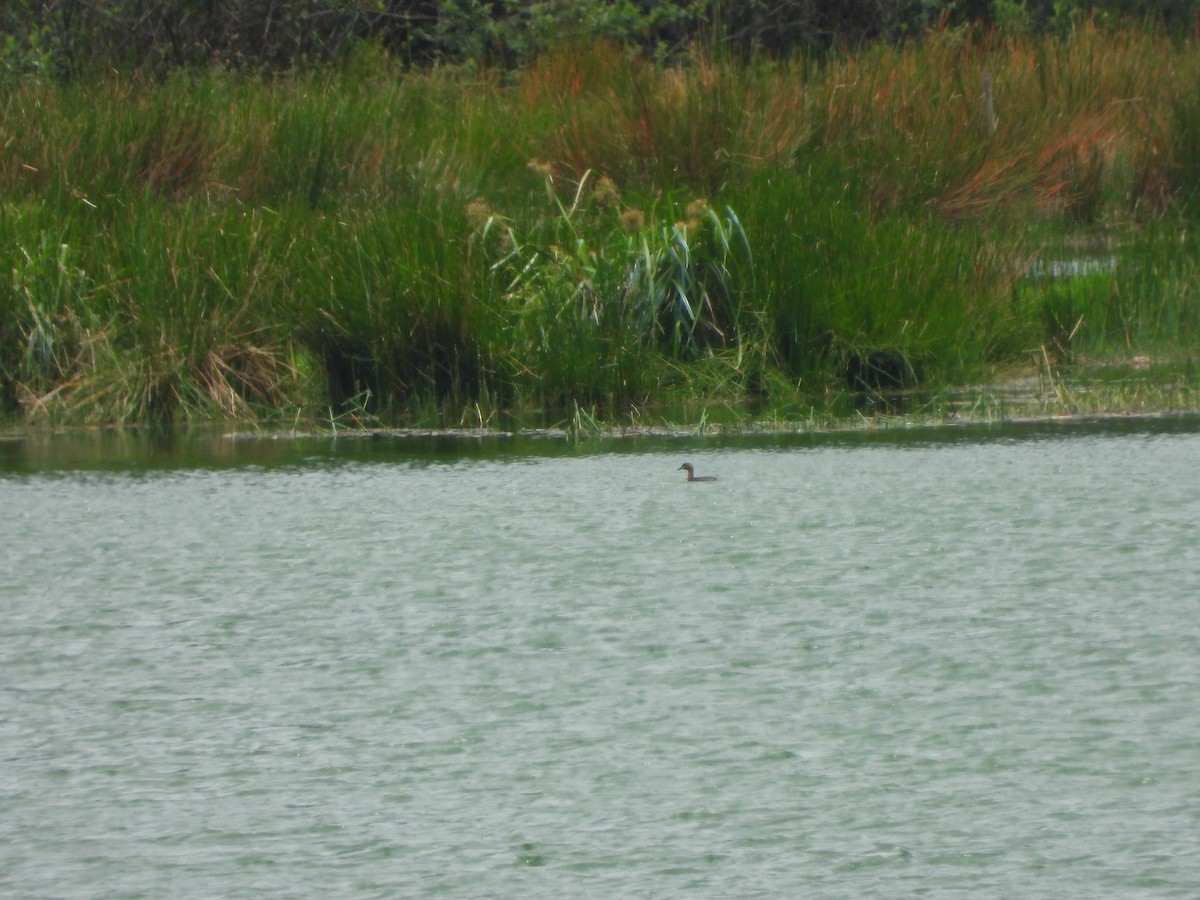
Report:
3,26,1200,427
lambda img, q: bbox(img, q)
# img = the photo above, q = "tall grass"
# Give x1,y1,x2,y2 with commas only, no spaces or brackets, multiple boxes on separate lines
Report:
733,167,1032,390
1029,221,1200,361
285,197,487,418
3,27,1200,426
67,202,295,422
469,167,755,409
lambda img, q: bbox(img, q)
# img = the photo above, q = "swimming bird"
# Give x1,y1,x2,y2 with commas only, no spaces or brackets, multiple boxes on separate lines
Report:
679,463,717,482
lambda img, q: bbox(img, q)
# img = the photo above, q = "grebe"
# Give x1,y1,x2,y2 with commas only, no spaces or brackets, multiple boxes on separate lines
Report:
678,463,717,482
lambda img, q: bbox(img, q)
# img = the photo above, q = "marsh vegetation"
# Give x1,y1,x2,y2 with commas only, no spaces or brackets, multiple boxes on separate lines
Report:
3,22,1200,429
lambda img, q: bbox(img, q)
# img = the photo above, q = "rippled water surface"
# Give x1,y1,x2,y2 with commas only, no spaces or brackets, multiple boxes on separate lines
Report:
3,419,1199,897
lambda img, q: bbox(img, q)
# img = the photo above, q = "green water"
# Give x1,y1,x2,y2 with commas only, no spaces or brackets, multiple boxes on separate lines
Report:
2,419,1199,897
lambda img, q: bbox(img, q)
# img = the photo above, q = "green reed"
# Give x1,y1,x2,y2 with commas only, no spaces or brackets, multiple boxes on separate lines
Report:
1027,220,1200,363
73,202,296,422
1,205,92,413
3,28,1200,427
284,197,487,418
730,167,1034,387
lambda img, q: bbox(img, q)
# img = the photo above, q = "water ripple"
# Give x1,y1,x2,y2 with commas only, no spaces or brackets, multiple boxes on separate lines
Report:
2,428,1199,897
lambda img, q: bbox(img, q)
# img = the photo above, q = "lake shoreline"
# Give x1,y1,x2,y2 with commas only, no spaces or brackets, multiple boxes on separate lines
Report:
6,375,1200,445
6,30,1200,429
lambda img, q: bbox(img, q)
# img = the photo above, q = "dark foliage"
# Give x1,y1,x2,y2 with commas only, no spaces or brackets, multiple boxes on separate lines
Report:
3,1,1199,78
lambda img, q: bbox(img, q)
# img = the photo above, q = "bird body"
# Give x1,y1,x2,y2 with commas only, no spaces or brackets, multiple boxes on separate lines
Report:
679,463,717,482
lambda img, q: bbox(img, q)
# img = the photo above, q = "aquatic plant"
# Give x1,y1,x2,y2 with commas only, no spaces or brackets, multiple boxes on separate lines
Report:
470,165,754,410
2,26,1200,427
732,168,1032,392
0,214,93,416
1027,219,1200,364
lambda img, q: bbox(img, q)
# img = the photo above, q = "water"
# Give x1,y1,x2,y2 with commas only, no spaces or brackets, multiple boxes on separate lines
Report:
3,419,1199,898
